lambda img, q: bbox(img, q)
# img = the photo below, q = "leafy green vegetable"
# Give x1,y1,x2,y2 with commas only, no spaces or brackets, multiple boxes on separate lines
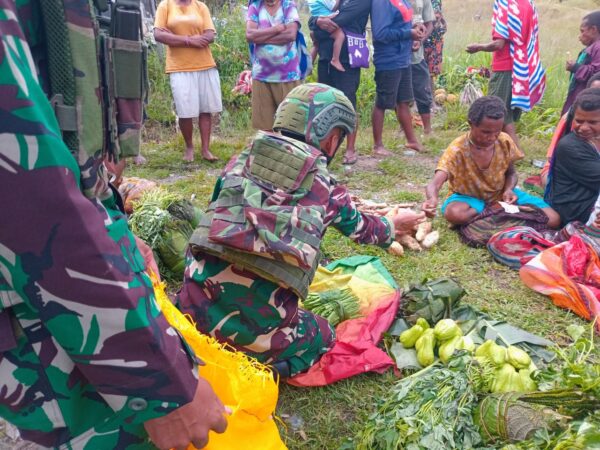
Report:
302,288,360,326
399,278,466,325
355,357,491,450
534,323,600,409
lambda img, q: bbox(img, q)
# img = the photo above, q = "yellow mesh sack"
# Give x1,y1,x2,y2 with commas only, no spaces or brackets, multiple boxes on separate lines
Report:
151,274,287,449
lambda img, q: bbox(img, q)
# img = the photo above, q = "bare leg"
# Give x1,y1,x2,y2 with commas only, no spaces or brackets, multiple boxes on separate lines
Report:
444,201,479,225
503,123,521,150
372,105,392,156
421,113,432,136
330,29,346,73
199,113,218,162
310,31,318,65
179,117,195,162
395,102,424,152
542,207,561,229
343,130,358,164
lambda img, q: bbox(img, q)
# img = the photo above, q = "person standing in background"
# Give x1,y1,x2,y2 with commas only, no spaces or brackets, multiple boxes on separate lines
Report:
466,0,546,152
309,0,372,165
409,0,435,136
371,0,425,155
246,0,302,131
423,0,447,107
561,10,600,115
154,0,222,162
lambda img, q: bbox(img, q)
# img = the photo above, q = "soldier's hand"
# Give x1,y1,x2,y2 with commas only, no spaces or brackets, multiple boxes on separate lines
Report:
392,211,426,237
144,377,229,450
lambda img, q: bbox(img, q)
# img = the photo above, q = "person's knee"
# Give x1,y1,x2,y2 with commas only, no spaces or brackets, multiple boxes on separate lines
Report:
444,201,481,225
543,207,561,228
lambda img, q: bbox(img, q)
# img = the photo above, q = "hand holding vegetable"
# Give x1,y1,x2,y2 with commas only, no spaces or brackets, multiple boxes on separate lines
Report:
392,210,427,238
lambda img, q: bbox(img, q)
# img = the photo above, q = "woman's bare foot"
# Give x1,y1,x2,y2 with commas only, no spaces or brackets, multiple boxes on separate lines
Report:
406,141,425,152
183,147,194,162
343,148,358,165
373,145,393,157
201,150,219,162
331,59,345,72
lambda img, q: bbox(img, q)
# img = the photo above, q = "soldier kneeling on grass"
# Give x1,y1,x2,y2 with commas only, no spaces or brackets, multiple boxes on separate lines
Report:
177,83,425,377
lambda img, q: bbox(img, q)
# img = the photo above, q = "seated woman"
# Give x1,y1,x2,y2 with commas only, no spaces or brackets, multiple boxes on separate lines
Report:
545,87,600,226
422,96,560,228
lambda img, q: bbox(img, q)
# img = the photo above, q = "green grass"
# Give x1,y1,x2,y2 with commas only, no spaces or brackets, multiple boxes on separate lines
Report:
131,0,600,447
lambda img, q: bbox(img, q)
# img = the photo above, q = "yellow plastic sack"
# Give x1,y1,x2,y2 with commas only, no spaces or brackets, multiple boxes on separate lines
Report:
152,275,287,450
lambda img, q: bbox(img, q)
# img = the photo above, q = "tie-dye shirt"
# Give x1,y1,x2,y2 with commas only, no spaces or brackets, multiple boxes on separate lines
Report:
247,0,301,82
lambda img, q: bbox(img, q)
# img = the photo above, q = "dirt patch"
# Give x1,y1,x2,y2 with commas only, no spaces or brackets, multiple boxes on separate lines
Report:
344,154,382,172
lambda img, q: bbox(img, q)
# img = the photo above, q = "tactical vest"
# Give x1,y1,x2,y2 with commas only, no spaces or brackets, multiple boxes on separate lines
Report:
41,0,147,163
0,0,148,350
189,132,331,299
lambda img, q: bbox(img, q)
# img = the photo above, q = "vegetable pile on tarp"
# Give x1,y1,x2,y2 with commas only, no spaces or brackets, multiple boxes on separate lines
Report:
363,277,600,449
353,357,491,450
128,188,202,279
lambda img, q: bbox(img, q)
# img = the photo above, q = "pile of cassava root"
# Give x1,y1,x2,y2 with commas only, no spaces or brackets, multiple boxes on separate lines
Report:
352,196,439,257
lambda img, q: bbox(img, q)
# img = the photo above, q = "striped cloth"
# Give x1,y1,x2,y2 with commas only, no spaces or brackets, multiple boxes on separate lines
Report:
492,0,546,111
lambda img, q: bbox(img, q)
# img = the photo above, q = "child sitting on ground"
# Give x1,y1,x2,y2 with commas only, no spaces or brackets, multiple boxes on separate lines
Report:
308,0,346,72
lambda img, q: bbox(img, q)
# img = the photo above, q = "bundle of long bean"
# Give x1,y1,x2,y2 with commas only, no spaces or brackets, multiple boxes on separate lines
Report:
303,288,361,326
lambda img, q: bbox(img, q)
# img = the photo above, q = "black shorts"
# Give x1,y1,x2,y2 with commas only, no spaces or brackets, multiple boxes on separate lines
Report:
411,59,432,115
317,61,361,108
374,67,413,110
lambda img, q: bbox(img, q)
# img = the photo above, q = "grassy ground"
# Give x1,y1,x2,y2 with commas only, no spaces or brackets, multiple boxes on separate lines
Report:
129,0,599,448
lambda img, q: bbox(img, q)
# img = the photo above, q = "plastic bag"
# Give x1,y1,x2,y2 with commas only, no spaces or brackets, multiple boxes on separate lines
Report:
151,274,287,450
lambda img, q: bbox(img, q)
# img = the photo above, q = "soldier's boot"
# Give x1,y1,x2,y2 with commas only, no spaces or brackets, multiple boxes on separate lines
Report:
270,360,291,379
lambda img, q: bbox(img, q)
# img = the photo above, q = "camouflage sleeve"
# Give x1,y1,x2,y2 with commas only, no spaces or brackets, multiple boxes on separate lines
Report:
0,2,197,425
326,183,395,247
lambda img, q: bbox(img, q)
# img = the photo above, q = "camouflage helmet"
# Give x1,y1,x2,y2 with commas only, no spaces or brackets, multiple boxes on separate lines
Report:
273,83,357,149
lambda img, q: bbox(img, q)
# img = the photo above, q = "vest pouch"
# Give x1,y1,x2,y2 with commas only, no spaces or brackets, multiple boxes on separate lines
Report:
103,34,147,160
208,177,325,271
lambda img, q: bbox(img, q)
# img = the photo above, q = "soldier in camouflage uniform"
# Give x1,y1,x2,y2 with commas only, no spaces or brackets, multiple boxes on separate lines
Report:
178,83,426,377
0,1,227,448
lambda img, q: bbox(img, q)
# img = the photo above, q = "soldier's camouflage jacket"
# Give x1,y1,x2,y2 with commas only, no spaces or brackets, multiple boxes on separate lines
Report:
0,1,198,448
178,132,396,376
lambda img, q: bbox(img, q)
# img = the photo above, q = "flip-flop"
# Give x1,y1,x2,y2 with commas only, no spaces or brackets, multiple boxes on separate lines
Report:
343,156,358,165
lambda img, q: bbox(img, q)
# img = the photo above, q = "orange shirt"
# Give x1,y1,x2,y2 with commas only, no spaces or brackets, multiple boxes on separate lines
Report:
155,0,216,73
436,132,524,202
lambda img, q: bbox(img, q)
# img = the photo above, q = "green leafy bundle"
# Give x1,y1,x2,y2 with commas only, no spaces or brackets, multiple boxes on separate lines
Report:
355,358,491,450
129,188,200,279
303,288,360,326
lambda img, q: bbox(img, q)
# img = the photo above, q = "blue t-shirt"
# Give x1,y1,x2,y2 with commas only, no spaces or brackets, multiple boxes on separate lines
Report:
307,0,337,17
371,0,413,70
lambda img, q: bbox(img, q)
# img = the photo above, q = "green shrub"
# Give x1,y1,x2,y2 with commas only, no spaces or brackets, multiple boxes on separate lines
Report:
146,49,176,125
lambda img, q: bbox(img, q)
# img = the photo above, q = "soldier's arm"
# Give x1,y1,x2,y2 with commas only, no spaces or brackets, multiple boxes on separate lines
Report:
326,184,395,247
0,8,200,426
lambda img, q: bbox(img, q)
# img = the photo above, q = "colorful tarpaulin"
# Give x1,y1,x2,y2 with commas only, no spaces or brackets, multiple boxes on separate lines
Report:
288,256,400,387
152,274,287,450
520,234,600,333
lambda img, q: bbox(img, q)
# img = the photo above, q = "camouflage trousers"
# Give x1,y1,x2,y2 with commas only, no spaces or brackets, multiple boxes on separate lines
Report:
178,251,335,376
